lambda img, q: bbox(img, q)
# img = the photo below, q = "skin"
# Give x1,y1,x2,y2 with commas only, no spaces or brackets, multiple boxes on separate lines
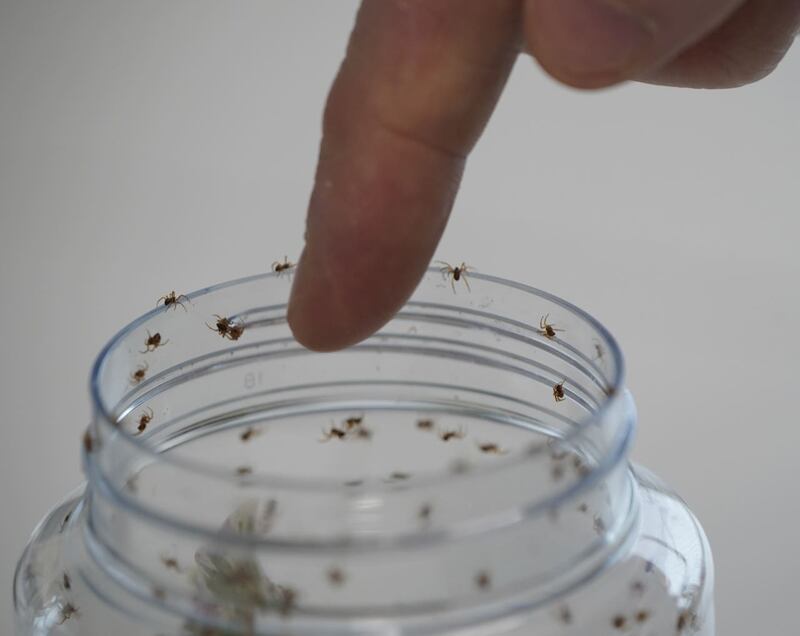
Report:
288,0,800,351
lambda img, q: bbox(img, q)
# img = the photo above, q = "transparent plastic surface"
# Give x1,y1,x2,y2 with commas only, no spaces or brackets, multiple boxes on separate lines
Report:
14,270,714,635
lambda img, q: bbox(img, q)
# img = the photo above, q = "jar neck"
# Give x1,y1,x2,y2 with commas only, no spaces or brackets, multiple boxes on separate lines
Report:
82,390,637,633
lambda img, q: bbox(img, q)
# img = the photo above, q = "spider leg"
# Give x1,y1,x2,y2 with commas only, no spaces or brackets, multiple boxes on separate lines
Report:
463,275,471,292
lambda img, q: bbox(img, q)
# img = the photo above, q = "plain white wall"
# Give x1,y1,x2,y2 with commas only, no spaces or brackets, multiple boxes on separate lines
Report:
1,2,798,634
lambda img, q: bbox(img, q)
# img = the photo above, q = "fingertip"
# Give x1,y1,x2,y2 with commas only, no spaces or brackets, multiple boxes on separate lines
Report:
523,0,657,88
286,248,356,353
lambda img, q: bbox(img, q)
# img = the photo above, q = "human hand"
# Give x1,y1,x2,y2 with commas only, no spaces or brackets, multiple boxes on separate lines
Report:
287,0,799,350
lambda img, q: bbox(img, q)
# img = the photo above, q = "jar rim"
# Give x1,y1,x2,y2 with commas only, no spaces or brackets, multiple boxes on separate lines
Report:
86,269,630,548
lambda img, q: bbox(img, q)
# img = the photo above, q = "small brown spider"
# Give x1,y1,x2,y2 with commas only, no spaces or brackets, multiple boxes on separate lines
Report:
236,465,253,477
551,464,565,481
320,426,347,442
63,573,71,590
272,256,295,275
207,314,232,337
593,341,604,361
343,415,364,430
161,556,180,571
388,471,411,481
418,503,432,521
553,379,566,402
416,418,434,431
57,603,78,625
538,314,564,339
354,425,372,440
477,442,507,455
635,610,650,623
436,260,472,292
140,330,168,353
344,479,364,487
135,407,154,434
558,605,573,624
82,430,95,453
631,581,646,596
612,615,627,630
130,362,149,385
327,567,345,586
577,502,589,513
475,570,491,590
157,291,189,312
439,427,466,442
240,426,260,442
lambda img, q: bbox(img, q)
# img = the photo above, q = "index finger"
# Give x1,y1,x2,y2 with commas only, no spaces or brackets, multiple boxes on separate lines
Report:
287,0,520,351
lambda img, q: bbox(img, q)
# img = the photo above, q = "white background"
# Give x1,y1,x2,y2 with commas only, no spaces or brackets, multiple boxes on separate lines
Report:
1,2,798,634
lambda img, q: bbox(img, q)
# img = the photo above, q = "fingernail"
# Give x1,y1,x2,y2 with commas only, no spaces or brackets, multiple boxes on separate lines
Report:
537,0,656,79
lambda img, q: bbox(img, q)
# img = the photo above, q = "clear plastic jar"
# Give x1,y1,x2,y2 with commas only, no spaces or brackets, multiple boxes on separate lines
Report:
14,270,714,635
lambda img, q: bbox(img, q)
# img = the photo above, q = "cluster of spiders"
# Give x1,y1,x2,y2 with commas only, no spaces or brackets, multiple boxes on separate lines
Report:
416,418,508,454
114,275,284,442
320,415,372,441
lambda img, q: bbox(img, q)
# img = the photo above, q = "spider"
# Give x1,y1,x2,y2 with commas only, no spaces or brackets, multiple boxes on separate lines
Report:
57,603,78,625
436,261,472,292
553,379,566,402
354,425,372,440
538,314,564,339
343,415,364,430
83,430,95,453
327,567,345,586
130,363,149,385
135,407,154,434
161,556,180,571
240,426,260,442
140,330,168,353
416,418,434,431
440,427,466,442
157,291,189,312
477,442,507,455
320,426,347,442
272,256,295,275
207,314,232,337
